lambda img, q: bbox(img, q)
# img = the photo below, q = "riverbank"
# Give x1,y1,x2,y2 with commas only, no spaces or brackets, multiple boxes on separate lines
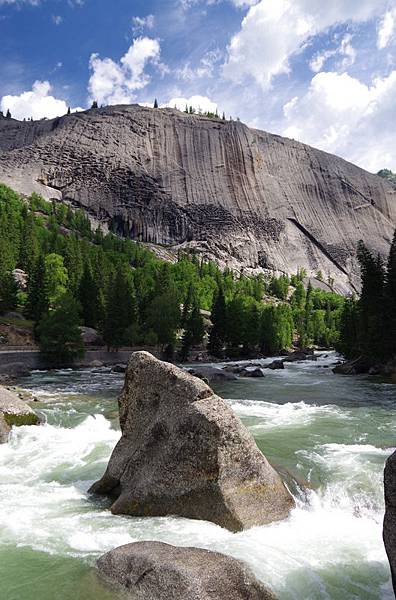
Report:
333,355,396,382
0,348,160,382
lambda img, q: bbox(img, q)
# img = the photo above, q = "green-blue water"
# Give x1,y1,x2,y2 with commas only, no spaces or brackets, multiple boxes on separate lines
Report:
0,353,395,599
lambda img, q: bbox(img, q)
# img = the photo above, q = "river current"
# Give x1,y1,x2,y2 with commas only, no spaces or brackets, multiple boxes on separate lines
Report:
0,353,395,599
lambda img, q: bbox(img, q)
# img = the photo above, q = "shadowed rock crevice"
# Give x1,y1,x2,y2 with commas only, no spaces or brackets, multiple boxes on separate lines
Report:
287,218,350,278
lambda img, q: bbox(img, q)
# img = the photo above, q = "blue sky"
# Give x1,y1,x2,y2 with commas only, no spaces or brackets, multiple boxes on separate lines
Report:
1,0,396,172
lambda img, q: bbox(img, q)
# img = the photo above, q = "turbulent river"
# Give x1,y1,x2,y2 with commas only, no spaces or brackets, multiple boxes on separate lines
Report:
0,353,395,600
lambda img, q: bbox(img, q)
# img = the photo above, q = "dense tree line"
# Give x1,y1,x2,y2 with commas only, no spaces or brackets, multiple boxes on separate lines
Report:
337,235,396,363
0,184,345,363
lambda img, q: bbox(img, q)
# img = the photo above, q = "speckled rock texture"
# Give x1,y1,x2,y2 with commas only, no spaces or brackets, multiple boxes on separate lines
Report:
97,541,277,600
89,351,294,531
384,450,396,594
0,385,39,442
1,106,395,291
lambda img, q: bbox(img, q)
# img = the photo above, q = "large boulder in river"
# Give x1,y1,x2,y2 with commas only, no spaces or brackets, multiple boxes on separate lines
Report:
0,385,39,443
89,351,294,531
383,450,396,594
97,541,277,600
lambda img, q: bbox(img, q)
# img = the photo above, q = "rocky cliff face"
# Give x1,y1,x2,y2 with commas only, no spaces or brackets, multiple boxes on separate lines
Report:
1,105,395,291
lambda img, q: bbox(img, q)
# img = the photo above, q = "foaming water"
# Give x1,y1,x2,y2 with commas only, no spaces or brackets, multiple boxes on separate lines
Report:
228,398,346,427
0,357,395,599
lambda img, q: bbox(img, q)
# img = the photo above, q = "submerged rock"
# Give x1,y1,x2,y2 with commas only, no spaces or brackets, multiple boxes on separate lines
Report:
97,541,277,600
0,385,39,443
89,351,294,531
384,450,396,594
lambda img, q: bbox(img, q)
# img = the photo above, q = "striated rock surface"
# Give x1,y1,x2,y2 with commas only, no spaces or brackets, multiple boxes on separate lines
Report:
97,541,277,600
89,351,294,531
1,106,395,291
384,450,396,594
0,385,39,443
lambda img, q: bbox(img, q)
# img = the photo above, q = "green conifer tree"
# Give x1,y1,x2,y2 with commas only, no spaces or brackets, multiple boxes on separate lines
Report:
103,266,139,350
357,241,386,359
180,302,205,361
208,287,227,357
38,292,84,365
26,255,47,322
385,230,396,357
0,272,18,314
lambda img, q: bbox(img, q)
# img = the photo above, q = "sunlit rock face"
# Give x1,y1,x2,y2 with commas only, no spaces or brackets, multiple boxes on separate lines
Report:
1,105,395,292
89,351,294,531
0,386,39,443
97,541,278,600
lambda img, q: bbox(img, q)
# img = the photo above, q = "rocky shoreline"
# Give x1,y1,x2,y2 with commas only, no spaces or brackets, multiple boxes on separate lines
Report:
332,355,396,381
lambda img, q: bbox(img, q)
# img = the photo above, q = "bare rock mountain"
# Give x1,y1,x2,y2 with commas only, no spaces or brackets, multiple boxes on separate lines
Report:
1,105,395,291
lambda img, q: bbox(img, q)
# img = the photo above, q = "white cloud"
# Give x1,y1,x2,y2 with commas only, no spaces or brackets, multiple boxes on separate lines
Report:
281,70,396,172
0,0,40,4
52,15,63,25
163,95,218,113
231,0,258,6
132,15,155,34
223,0,390,89
309,33,355,72
378,8,396,49
175,49,222,81
88,37,162,105
0,80,81,120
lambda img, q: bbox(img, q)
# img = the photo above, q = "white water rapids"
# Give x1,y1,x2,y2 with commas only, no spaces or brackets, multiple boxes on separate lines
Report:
0,353,395,599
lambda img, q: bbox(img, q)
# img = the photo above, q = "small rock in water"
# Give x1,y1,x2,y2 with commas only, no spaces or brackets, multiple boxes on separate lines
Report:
89,351,294,531
97,541,277,600
89,360,104,368
187,366,237,382
240,368,265,378
111,364,127,373
265,360,285,370
284,351,317,363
